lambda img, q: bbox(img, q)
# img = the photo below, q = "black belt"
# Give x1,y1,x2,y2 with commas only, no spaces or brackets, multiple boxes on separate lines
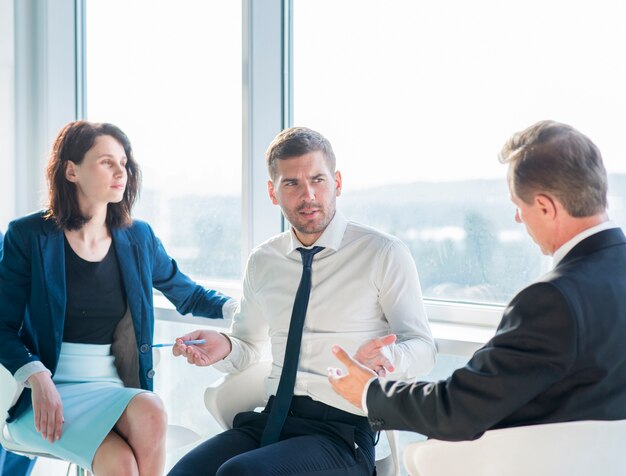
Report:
264,395,372,434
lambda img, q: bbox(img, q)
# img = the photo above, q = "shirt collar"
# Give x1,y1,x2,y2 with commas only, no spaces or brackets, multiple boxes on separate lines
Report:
287,210,348,256
552,220,619,268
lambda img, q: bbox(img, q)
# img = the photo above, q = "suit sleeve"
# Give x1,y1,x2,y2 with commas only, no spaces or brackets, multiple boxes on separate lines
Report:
366,282,577,440
146,223,231,318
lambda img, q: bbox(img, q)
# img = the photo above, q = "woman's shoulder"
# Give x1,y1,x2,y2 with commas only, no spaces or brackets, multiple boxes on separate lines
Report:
9,210,56,234
116,219,156,242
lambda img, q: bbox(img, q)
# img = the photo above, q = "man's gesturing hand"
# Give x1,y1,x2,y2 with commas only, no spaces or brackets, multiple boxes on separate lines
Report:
328,345,377,410
354,333,397,377
172,330,232,366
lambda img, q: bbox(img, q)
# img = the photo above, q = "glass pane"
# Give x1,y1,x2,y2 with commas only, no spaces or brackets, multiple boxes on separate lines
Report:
293,0,626,305
85,0,242,281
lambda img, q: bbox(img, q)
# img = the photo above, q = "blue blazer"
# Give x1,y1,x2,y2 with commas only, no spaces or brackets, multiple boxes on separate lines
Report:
0,211,229,420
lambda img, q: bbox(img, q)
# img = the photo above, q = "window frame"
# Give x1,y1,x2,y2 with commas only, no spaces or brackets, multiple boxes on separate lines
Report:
10,0,504,352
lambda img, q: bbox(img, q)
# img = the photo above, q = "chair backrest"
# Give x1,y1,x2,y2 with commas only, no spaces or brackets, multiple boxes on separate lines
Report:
204,361,400,476
204,360,272,430
403,419,626,476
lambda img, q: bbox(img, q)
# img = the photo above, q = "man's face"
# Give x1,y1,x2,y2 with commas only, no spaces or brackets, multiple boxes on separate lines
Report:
268,151,342,246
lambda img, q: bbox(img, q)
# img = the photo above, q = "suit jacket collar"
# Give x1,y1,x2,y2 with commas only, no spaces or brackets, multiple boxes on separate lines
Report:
558,227,626,267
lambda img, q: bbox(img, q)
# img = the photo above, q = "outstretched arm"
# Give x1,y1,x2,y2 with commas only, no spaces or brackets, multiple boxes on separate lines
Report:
172,329,232,366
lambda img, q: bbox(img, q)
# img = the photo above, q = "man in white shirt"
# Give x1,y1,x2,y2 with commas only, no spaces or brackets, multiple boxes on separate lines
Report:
168,127,435,475
328,120,626,442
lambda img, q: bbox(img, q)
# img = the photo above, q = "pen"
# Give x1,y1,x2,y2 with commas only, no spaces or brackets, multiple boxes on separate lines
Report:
151,339,206,348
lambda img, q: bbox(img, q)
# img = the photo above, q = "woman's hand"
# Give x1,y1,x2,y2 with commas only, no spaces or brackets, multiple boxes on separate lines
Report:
172,330,232,366
28,371,64,442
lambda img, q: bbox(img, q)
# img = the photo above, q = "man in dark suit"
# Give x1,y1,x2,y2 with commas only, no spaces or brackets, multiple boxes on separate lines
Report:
328,120,626,440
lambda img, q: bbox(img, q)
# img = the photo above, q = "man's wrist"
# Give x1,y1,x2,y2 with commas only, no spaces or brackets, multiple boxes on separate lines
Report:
361,376,377,414
219,332,233,359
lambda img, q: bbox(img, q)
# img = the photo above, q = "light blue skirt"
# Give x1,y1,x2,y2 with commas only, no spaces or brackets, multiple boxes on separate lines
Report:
7,342,146,471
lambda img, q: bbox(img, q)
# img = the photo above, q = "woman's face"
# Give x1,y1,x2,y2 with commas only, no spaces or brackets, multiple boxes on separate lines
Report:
65,134,127,210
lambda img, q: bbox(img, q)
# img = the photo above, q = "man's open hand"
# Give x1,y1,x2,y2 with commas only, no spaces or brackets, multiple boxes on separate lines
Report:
354,334,397,377
328,345,377,409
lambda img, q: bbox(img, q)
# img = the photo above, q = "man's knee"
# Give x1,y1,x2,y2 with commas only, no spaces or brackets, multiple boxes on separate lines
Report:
216,455,259,476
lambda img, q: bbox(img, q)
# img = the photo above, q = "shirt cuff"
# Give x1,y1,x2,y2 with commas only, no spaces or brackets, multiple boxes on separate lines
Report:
221,299,239,320
361,376,377,414
212,334,242,373
14,361,51,387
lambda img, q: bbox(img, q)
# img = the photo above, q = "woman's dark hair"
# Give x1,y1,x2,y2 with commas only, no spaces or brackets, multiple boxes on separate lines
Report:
44,121,141,230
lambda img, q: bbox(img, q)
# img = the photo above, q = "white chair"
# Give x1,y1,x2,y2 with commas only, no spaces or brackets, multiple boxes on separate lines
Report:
0,364,87,475
403,419,626,476
204,361,401,476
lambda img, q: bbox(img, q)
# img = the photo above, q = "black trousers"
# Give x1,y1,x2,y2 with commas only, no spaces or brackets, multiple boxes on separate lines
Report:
168,396,376,476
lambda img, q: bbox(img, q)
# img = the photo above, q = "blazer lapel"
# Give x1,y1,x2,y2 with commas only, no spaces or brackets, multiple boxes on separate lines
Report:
112,227,144,330
39,225,66,336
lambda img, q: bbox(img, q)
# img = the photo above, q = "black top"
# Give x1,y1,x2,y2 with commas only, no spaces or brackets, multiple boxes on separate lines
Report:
63,237,127,344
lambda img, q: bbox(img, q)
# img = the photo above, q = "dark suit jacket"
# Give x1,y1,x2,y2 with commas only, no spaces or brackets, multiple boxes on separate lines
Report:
367,227,626,440
0,211,229,421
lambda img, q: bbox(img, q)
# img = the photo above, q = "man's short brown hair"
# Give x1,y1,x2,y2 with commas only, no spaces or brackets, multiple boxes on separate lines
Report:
265,127,336,180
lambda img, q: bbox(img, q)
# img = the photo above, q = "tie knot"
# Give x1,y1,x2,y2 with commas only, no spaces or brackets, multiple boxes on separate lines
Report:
298,246,325,268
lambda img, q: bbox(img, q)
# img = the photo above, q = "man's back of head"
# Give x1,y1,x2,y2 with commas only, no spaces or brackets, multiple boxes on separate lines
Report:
499,120,608,218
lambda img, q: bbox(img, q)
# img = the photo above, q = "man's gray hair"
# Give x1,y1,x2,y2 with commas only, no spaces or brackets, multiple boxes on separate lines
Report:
499,120,608,217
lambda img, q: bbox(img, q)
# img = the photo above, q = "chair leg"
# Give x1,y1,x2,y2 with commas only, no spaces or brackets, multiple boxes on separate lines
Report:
73,462,88,476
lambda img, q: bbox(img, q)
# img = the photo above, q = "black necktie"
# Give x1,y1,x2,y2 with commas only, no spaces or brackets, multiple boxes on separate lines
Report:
260,246,325,446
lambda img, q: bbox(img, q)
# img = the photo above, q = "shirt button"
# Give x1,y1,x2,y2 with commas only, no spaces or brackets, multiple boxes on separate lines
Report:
146,369,155,379
139,344,150,353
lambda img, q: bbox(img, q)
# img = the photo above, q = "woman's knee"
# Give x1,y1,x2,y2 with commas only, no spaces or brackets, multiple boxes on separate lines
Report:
126,392,168,437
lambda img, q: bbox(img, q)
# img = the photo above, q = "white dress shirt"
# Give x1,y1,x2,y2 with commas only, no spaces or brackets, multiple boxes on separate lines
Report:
214,210,436,416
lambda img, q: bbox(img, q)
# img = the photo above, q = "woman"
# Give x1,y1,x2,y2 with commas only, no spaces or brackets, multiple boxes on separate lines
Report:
0,121,233,475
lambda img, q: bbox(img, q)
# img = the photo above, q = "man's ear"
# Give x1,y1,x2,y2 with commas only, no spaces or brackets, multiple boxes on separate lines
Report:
268,180,279,205
65,161,79,182
335,170,343,197
535,193,558,219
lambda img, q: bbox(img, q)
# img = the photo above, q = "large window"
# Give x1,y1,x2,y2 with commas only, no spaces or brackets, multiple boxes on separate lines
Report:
84,1,243,446
85,0,243,281
293,0,626,306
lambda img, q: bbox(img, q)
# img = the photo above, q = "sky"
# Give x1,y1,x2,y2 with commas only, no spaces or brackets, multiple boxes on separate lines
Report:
86,0,626,195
